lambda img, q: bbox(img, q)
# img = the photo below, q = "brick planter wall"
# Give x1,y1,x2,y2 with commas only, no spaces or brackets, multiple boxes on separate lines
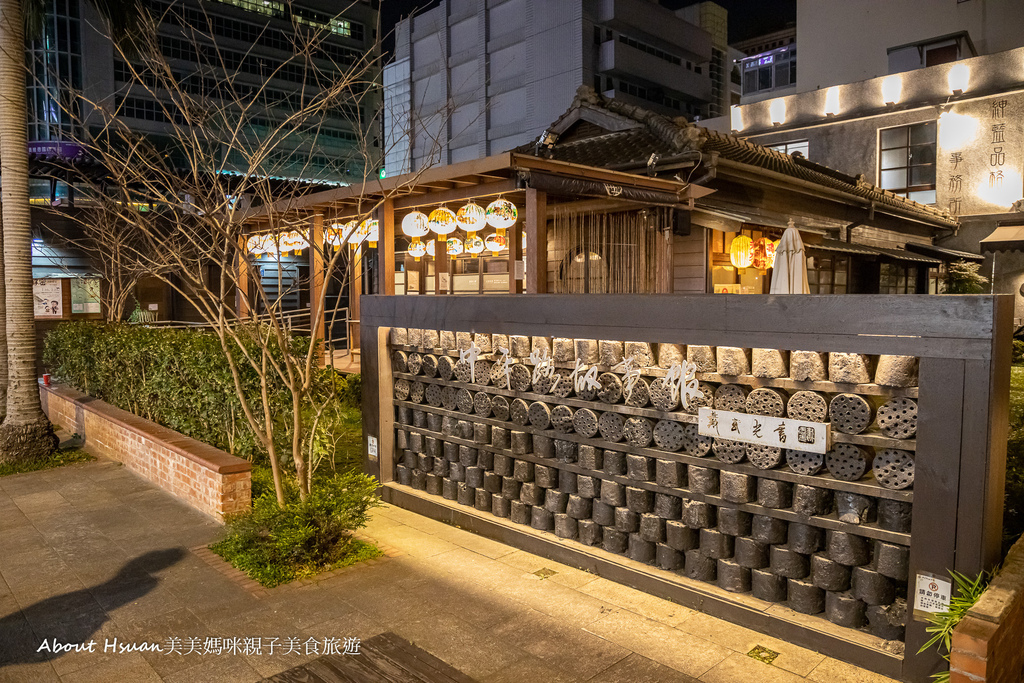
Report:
40,382,251,521
950,535,1024,682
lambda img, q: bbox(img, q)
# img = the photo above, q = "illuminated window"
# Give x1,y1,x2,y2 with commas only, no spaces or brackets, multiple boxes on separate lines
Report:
878,121,936,204
740,46,795,96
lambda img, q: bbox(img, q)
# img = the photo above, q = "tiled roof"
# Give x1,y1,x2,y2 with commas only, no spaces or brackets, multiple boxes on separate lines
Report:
519,87,957,229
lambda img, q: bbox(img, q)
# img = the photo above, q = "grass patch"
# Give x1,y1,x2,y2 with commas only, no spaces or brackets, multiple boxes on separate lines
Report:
210,471,382,587
0,447,94,478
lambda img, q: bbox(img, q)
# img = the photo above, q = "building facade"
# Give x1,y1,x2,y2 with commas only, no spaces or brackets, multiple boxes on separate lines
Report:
383,0,730,175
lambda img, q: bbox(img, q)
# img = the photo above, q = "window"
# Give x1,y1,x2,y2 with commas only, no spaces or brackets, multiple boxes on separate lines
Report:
879,262,919,294
768,140,809,158
740,46,795,96
805,254,849,294
618,34,682,66
879,121,937,204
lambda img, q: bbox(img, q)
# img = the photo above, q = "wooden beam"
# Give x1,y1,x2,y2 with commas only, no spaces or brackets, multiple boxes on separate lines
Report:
656,224,673,294
434,236,449,295
309,214,326,366
394,179,519,210
236,236,251,319
378,199,396,296
510,214,523,295
525,188,546,294
350,244,362,351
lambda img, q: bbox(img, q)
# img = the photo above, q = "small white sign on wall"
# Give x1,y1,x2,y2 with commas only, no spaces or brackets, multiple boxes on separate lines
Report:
367,435,378,461
698,407,831,454
913,572,952,621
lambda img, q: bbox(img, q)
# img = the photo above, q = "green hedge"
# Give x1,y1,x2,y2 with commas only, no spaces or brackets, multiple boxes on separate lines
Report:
44,322,360,469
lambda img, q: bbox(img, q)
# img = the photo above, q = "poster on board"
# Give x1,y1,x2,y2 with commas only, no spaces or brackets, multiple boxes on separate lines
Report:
33,279,63,318
70,279,102,314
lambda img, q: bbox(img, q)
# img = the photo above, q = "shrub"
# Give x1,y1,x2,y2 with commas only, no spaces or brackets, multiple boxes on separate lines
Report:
917,570,990,683
1013,339,1024,365
210,471,382,586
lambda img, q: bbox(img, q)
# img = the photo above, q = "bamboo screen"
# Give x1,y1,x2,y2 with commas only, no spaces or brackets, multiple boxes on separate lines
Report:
550,208,663,294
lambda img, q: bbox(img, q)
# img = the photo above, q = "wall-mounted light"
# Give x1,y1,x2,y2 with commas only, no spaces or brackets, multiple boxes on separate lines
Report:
881,75,902,105
948,63,970,94
769,99,786,126
730,105,743,133
938,110,979,150
823,87,840,117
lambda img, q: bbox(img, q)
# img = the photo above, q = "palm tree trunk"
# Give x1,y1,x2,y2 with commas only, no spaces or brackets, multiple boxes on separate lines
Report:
0,0,58,462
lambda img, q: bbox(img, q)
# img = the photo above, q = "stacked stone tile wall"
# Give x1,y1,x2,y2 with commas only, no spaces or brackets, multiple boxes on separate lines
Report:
40,382,251,521
951,535,1024,682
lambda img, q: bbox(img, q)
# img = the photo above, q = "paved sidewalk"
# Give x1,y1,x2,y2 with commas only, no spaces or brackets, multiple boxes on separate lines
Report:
0,460,900,682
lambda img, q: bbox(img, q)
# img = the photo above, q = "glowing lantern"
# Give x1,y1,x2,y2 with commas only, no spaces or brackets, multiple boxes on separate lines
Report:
485,197,517,235
426,240,436,257
752,237,776,270
428,207,457,235
279,230,308,255
485,232,506,256
401,211,429,238
466,234,485,254
326,222,349,250
729,234,753,270
408,240,426,261
456,202,486,233
446,237,464,256
364,219,379,248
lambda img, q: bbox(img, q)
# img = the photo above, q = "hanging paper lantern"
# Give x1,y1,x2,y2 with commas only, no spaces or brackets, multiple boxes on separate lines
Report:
446,237,464,256
486,198,517,234
259,233,278,258
729,234,753,269
364,219,380,248
278,229,308,255
426,239,436,257
326,223,349,249
466,234,485,254
408,239,427,261
752,237,776,270
456,202,486,233
402,211,429,237
428,207,457,235
484,232,506,256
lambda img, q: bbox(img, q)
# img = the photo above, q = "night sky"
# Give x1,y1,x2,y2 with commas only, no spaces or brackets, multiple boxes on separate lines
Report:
379,0,796,56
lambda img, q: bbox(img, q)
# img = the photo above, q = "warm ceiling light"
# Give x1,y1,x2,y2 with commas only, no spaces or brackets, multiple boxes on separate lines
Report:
948,63,970,94
769,99,786,126
823,87,840,116
881,75,902,105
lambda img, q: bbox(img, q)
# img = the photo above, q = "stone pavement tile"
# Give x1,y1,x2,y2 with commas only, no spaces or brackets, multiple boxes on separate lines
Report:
480,651,581,683
587,652,701,683
240,649,311,679
0,474,60,496
299,607,389,643
6,567,88,606
578,578,694,627
0,660,61,683
0,507,33,531
546,565,599,590
161,654,263,683
98,584,187,629
44,622,130,678
584,608,730,679
119,607,210,677
184,589,260,628
390,610,526,682
371,524,460,558
676,611,825,677
9,491,68,514
489,606,631,680
699,652,807,683
495,548,560,574
263,588,357,631
807,657,902,683
14,585,106,629
199,602,301,638
416,524,517,560
492,575,615,627
58,651,162,683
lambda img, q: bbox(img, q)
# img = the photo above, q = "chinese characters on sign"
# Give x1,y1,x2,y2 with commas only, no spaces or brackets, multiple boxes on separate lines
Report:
912,573,952,622
697,408,831,454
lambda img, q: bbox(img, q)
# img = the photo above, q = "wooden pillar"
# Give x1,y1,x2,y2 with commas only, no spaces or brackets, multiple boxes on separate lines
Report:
656,223,674,294
237,235,251,319
350,244,362,350
434,236,448,295
378,199,396,296
309,214,326,364
524,189,546,294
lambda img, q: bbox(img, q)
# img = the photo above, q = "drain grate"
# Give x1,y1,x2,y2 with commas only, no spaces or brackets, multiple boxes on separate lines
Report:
747,645,780,664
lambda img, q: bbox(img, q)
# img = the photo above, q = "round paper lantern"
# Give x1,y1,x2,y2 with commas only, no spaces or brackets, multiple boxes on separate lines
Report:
485,232,506,256
456,202,486,233
729,234,753,269
428,207,457,235
408,239,426,261
752,237,776,270
426,239,436,257
402,211,429,237
446,237,464,256
364,219,379,248
325,223,346,249
466,235,485,254
486,198,517,233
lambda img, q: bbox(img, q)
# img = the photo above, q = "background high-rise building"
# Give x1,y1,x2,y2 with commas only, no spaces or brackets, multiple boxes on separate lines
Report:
383,0,730,175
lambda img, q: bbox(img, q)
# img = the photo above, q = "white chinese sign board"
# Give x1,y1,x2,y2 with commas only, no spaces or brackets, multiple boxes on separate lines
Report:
913,572,952,621
367,435,378,461
698,408,831,454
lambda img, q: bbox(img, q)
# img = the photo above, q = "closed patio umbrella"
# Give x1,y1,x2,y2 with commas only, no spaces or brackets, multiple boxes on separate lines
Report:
770,220,810,294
